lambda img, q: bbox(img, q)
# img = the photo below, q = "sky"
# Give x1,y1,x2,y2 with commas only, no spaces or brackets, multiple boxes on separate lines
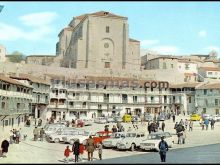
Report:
0,1,220,56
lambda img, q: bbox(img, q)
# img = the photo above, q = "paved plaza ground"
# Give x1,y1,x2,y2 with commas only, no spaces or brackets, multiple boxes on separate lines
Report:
0,115,220,163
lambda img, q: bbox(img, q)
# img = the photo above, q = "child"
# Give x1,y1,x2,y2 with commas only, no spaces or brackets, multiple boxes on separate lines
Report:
64,146,72,163
79,143,85,161
97,142,103,160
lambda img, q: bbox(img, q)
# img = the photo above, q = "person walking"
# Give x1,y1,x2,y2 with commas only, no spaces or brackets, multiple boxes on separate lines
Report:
86,136,95,161
39,128,45,141
15,130,20,144
172,114,175,123
161,121,165,132
1,139,9,157
97,141,103,160
112,125,117,132
158,136,169,162
33,127,39,141
184,119,188,130
204,119,209,130
210,119,215,130
64,146,72,163
189,120,193,131
72,139,80,162
182,128,186,144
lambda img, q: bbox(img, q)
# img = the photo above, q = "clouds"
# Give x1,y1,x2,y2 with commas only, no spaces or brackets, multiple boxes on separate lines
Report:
0,11,58,42
198,30,207,38
204,46,219,52
140,39,179,55
141,39,160,48
148,45,180,55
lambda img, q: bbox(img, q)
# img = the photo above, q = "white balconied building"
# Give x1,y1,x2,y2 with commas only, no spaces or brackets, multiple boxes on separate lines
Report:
195,82,220,115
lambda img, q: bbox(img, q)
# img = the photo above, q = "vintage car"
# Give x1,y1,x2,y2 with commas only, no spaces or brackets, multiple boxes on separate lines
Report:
44,123,66,136
102,132,127,148
210,115,220,122
83,131,112,147
140,132,175,151
114,116,123,122
190,114,201,121
46,128,78,143
63,130,96,145
144,114,153,122
107,117,115,123
94,117,107,124
116,132,146,151
122,114,132,122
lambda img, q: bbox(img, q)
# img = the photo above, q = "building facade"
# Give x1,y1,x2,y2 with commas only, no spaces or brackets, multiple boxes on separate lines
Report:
45,76,171,121
10,74,50,119
196,83,220,115
0,75,33,137
58,11,140,71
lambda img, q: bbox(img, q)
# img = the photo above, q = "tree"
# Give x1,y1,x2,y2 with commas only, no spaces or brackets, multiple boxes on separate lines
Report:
8,51,26,63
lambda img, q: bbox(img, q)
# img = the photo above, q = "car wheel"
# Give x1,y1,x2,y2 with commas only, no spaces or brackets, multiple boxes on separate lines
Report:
70,139,75,145
54,138,60,143
131,143,136,151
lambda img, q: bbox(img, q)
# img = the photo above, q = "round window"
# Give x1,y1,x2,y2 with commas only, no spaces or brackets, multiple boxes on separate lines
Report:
104,43,109,48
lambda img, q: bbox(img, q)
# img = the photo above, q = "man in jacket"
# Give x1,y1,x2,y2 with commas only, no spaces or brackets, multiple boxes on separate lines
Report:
1,139,9,157
158,136,169,162
86,136,95,161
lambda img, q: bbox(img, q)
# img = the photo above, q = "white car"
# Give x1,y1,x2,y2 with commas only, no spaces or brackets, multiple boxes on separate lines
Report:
140,132,175,152
46,128,78,143
61,129,88,144
94,117,107,124
210,115,220,122
116,132,146,151
63,131,96,145
44,124,66,136
107,117,115,123
102,132,127,148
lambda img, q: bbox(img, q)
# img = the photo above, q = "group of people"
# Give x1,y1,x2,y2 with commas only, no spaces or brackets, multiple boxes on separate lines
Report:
104,122,125,132
64,136,103,163
147,120,165,134
200,118,215,130
33,127,45,141
9,129,22,144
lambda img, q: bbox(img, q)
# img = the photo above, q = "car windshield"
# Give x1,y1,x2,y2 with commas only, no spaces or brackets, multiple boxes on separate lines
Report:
147,134,162,140
126,133,136,137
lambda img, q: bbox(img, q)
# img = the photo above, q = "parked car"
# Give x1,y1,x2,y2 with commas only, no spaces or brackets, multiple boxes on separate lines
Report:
122,114,132,122
44,123,66,136
116,132,146,151
210,115,220,122
46,128,78,143
114,116,123,122
140,132,175,152
83,131,112,147
94,117,107,124
144,114,153,122
157,115,165,121
107,117,115,123
102,132,127,148
63,130,96,145
202,114,211,120
62,129,88,144
190,114,201,121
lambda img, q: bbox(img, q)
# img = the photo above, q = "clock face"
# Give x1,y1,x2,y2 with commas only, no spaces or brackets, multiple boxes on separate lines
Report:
104,43,109,48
